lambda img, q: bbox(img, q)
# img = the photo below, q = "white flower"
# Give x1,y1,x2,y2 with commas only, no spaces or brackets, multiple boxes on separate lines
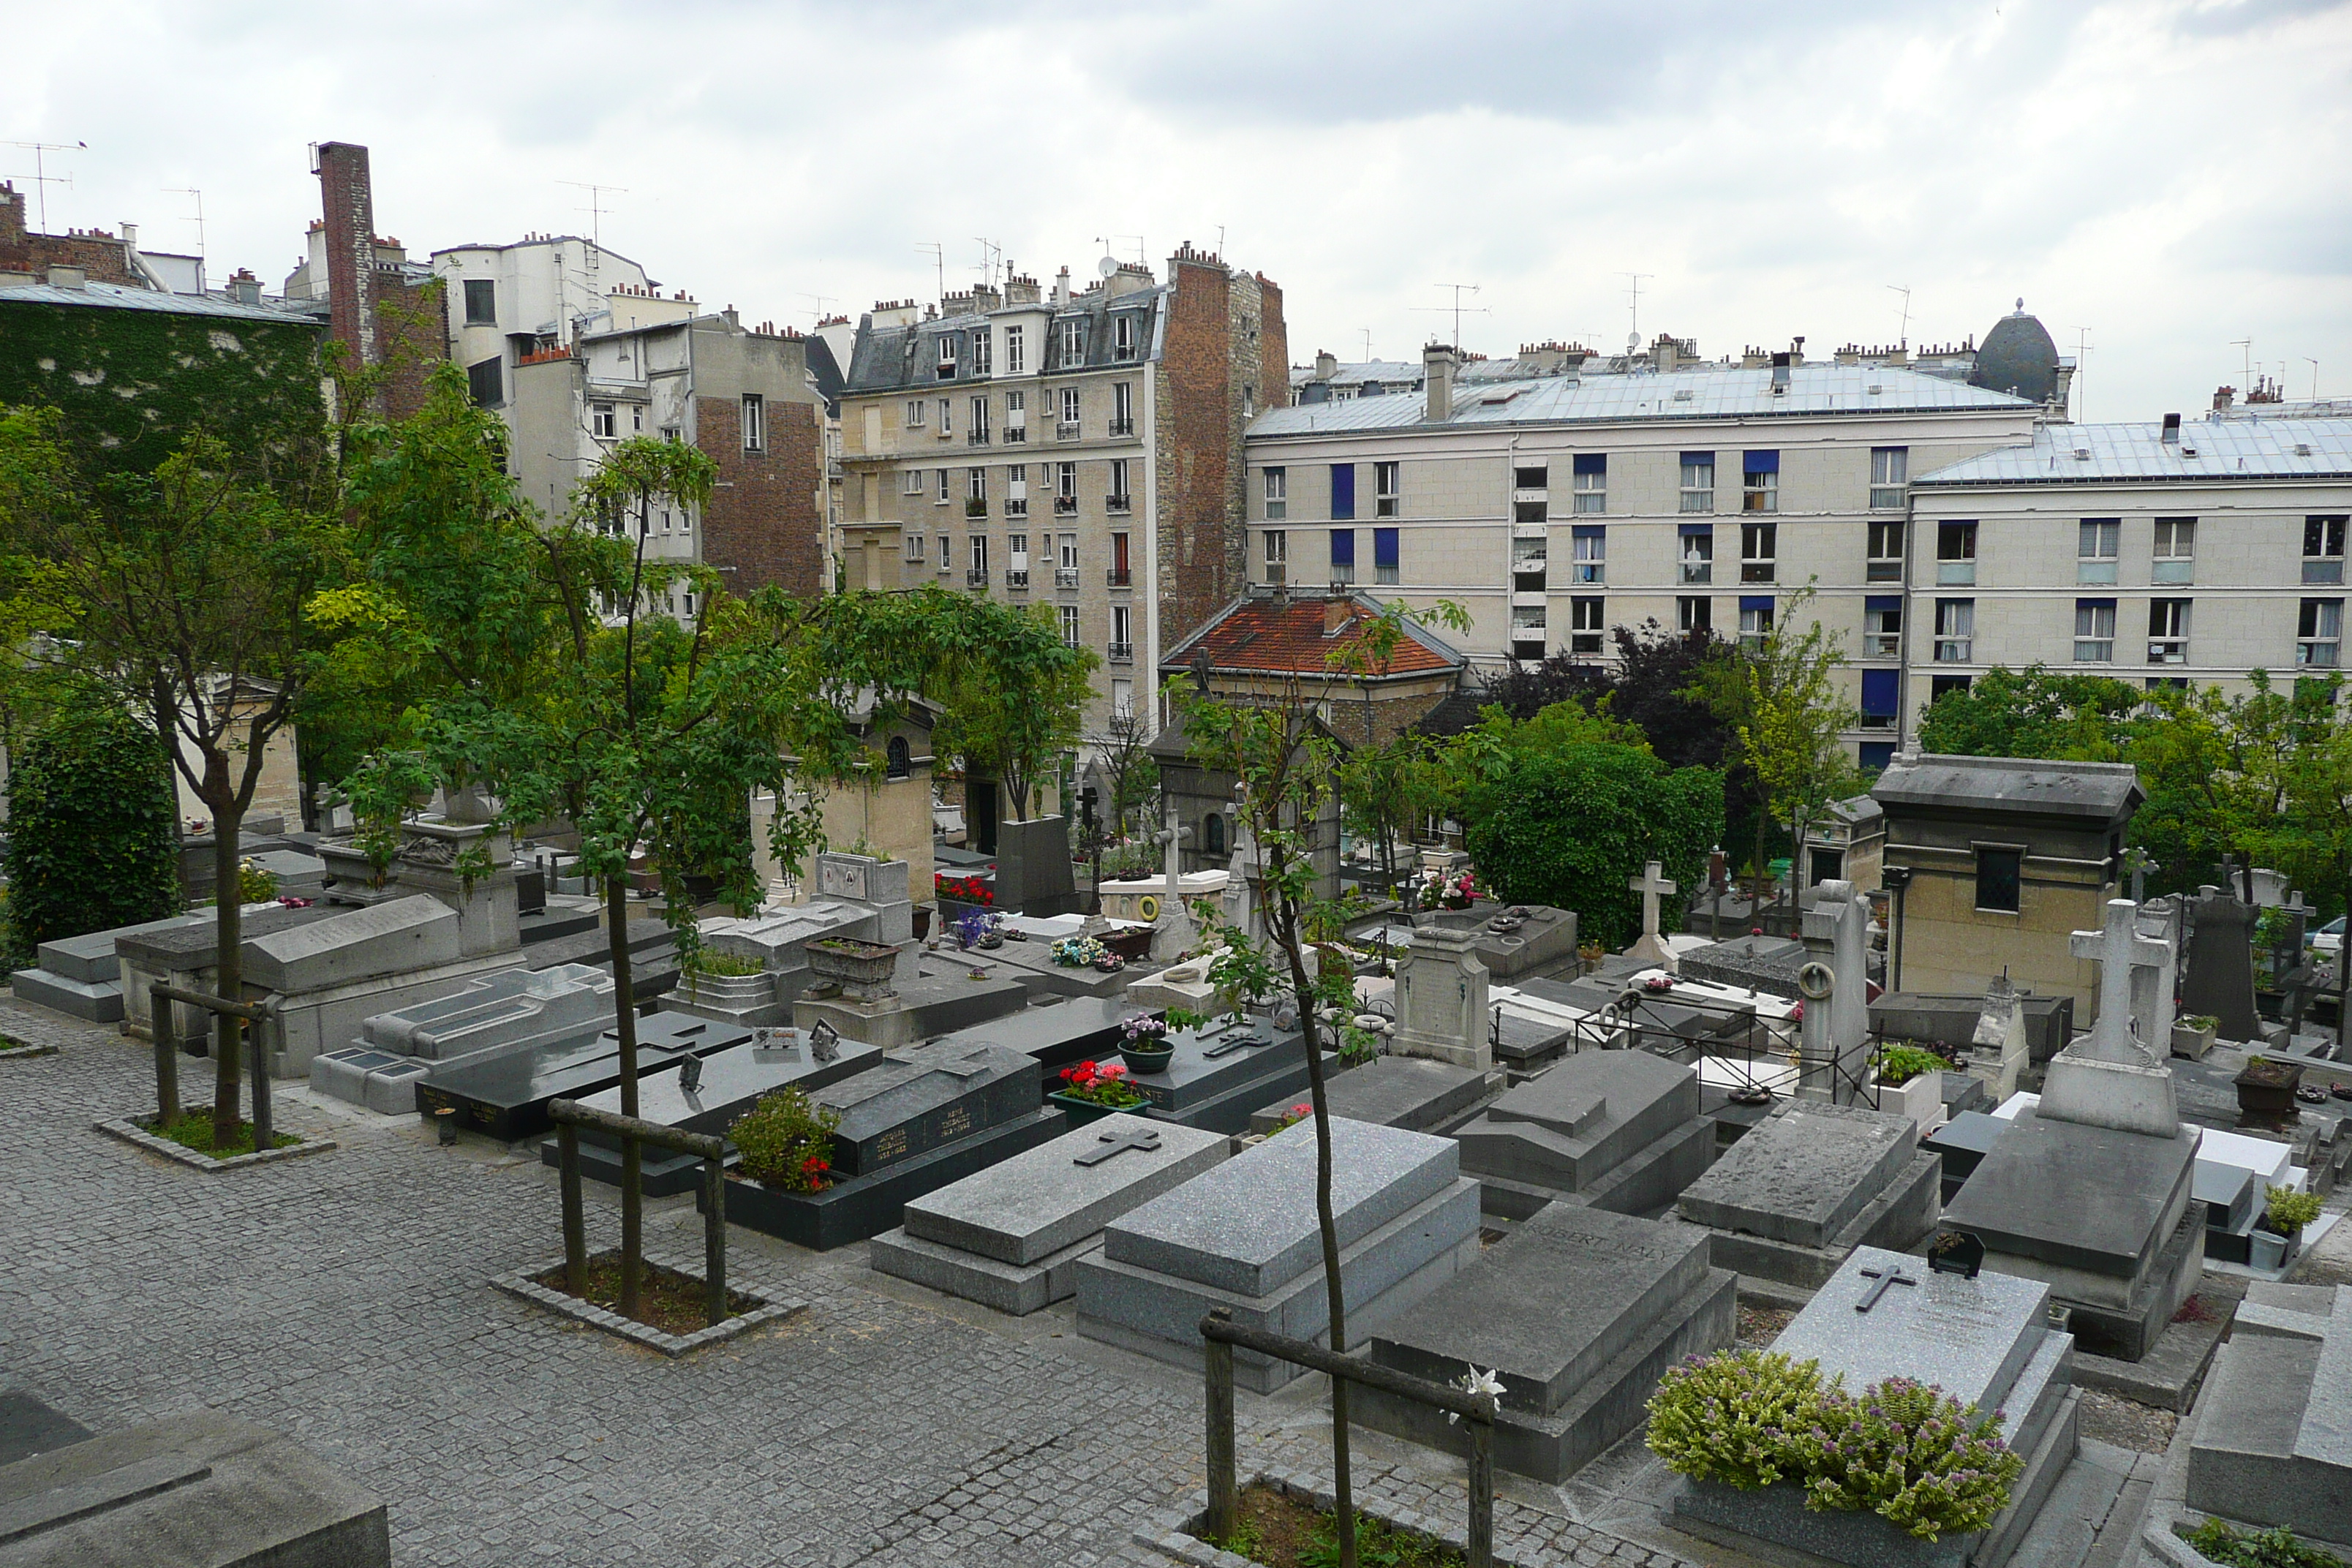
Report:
1448,1364,1506,1423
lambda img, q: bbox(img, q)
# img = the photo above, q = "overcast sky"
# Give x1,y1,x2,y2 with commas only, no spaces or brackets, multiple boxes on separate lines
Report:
10,1,2348,421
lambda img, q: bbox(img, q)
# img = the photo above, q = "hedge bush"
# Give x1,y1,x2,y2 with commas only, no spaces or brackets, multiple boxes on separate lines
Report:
5,702,180,963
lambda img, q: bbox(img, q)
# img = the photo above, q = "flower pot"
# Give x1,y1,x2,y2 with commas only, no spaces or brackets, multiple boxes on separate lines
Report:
2250,1228,2291,1271
806,937,904,1001
1047,1090,1139,1127
2236,1059,2304,1118
1118,1044,1175,1075
2171,1022,2216,1060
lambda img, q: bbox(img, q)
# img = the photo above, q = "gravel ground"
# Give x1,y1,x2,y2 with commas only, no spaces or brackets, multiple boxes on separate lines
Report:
2075,1387,2178,1454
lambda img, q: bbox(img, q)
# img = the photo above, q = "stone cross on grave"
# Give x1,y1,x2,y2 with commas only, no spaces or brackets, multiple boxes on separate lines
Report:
1074,1124,1163,1166
1626,860,1679,968
2070,898,2169,1064
1853,1262,1917,1313
1150,801,1200,963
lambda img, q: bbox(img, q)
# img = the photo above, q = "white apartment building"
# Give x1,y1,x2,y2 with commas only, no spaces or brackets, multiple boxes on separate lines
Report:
1244,333,2046,768
429,234,659,414
1904,409,2352,735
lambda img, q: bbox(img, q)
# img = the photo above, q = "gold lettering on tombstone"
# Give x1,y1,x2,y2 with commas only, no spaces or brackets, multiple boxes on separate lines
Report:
875,1127,909,1161
938,1105,974,1138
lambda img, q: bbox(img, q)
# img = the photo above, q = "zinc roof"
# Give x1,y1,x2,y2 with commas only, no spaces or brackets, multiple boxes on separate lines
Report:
0,279,317,326
1912,418,2352,486
1250,363,2032,438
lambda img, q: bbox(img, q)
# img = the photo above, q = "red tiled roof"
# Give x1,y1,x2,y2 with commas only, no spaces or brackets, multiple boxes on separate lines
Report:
1172,597,1459,678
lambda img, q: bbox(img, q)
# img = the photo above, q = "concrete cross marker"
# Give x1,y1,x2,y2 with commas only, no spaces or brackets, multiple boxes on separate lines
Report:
1854,1262,1916,1313
1073,1125,1162,1166
1627,860,1679,967
2070,897,2168,1063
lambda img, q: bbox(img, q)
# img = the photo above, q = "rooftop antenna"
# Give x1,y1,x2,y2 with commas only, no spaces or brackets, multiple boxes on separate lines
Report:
2231,338,2253,390
164,186,205,263
2308,358,2322,401
2070,326,2092,421
1619,271,1654,344
1359,328,1373,361
1215,224,1225,257
799,292,839,324
555,181,626,250
1414,282,1487,349
6,140,85,233
1113,234,1145,266
915,241,943,303
1888,284,1912,350
971,237,1001,284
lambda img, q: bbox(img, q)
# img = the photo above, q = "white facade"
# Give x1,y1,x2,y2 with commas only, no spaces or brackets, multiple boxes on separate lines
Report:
429,235,657,415
1905,413,2352,736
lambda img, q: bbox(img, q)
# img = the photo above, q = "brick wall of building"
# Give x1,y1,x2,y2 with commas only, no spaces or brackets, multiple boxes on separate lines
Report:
1156,249,1235,649
0,186,137,284
371,276,441,422
697,394,827,598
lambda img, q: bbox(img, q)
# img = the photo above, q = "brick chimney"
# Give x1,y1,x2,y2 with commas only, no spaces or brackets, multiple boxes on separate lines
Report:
1323,594,1355,636
313,140,378,370
1423,342,1458,423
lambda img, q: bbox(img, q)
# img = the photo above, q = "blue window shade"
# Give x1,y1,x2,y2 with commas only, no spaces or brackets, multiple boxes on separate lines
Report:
1373,527,1398,568
1860,741,1896,772
1861,669,1900,715
2078,596,2117,609
1740,595,1775,611
1330,464,1356,520
1330,528,1355,565
1744,450,1780,474
1681,450,1714,467
1572,453,1607,475
1572,524,1605,542
1866,595,1900,613
1680,522,1714,537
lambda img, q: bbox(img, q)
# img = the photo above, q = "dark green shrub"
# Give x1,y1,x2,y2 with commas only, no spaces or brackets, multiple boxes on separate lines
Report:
729,1088,841,1191
5,702,179,963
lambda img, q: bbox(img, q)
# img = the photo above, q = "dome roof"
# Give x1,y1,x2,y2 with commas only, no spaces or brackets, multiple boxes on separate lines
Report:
1968,299,2060,404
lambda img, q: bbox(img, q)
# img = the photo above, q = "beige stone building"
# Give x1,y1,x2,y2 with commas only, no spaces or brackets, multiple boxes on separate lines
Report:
1904,403,2352,731
833,246,1286,742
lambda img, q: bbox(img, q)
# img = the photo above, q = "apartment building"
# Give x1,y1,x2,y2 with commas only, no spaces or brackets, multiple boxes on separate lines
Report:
1243,326,2047,767
1904,406,2352,735
834,244,1286,736
429,233,657,415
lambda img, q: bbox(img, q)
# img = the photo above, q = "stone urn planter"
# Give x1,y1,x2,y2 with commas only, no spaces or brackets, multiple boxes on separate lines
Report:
2235,1056,2304,1120
2171,1017,2217,1060
805,937,903,1002
2249,1226,2299,1272
1675,1476,1975,1568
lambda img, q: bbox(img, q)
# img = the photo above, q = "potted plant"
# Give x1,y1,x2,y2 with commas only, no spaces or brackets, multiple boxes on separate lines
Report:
951,908,1006,950
1050,934,1123,973
729,1088,843,1194
805,936,903,1000
1578,940,1606,976
1049,1059,1147,1126
934,872,995,924
1873,1043,1948,1131
1441,870,1477,910
1117,1014,1175,1074
2171,1014,2219,1060
2236,1055,2305,1120
2252,1184,2324,1270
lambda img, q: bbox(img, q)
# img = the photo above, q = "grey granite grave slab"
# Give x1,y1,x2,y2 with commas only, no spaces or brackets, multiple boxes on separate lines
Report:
1465,904,1578,980
959,937,1136,1000
868,1113,1228,1313
1925,1109,2008,1197
417,1011,749,1140
1454,1049,1706,1218
815,1039,1040,1177
1677,1100,1920,1248
2195,1160,2258,1235
117,903,342,1040
14,915,197,1020
5,968,123,1024
1074,1117,1483,1390
309,1048,431,1116
2185,1284,2352,1546
0,1410,389,1567
1354,1205,1736,1481
927,995,1142,1081
791,966,1030,1051
1115,1017,1331,1134
241,894,460,994
37,917,202,986
1246,1057,1494,1137
1940,1114,2198,1281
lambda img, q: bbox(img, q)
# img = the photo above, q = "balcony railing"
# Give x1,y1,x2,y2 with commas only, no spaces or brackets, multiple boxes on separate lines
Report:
1055,566,1080,589
1681,561,1713,584
1056,421,1082,440
1107,494,1131,514
2305,558,2344,585
1264,563,1286,585
1742,562,1776,584
1866,633,1901,659
967,569,990,588
1054,497,1078,516
2152,558,2194,584
1861,711,1896,731
965,498,987,519
1006,499,1028,519
1107,641,1134,662
1106,568,1132,587
1003,424,1027,443
1868,559,1903,583
2299,641,2341,668
1005,569,1030,589
967,429,990,446
2148,638,2188,665
1935,638,1972,663
1936,562,1975,586
1108,418,1134,437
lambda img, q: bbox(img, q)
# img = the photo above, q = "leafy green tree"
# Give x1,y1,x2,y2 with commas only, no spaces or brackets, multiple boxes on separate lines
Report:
0,402,344,1144
1917,665,2140,761
1335,732,1452,895
930,611,1097,823
4,695,181,963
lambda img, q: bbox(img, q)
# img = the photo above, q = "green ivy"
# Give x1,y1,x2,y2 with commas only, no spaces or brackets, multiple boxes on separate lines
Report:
4,698,180,965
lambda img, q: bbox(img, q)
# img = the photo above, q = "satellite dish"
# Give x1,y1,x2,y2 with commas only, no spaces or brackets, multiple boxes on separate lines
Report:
1627,331,1642,352
1098,256,1120,279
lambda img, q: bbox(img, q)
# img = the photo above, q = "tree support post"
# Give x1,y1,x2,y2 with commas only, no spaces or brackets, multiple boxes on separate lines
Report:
1205,1308,1238,1542
702,1155,728,1328
557,1123,587,1297
149,981,179,1126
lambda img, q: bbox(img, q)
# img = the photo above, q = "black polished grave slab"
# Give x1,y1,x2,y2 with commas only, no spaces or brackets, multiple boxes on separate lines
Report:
1120,1017,1333,1135
1923,1109,2007,1200
927,996,1145,1086
540,1031,885,1195
417,1011,753,1141
818,1039,1042,1177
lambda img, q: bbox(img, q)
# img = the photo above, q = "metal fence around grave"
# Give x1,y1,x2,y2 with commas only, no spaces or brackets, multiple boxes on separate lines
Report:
1562,977,1884,1109
1199,1308,1499,1568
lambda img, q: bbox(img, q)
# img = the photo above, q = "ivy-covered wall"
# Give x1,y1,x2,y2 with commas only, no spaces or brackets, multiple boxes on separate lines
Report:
0,297,326,475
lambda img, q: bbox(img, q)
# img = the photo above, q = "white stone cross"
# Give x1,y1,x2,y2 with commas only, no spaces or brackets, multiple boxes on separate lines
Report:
1627,860,1678,966
2070,898,2171,1064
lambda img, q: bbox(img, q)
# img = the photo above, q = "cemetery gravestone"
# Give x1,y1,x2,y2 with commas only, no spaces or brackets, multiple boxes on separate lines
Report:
1676,932,1808,1002
2181,885,2263,1043
1114,1014,1330,1135
1796,880,1874,1104
1972,971,2031,1101
712,1039,1063,1251
1354,1203,1735,1482
312,962,617,1114
1149,802,1201,963
868,1112,1229,1313
1674,1099,1942,1288
925,996,1143,1085
2187,1282,2352,1546
1453,1049,1711,1221
1626,861,1679,968
1074,1116,1482,1390
10,912,205,1024
1246,1056,1496,1137
1672,1244,2081,1568
1466,905,1579,981
992,817,1081,918
417,1011,749,1140
1392,924,1491,1070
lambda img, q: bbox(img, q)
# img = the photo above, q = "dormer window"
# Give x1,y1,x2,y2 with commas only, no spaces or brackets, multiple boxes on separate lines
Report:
1005,325,1025,374
1059,318,1085,366
936,336,958,380
1113,314,1137,360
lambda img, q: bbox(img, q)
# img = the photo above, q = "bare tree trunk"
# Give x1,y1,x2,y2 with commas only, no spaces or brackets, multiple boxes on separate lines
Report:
604,872,643,1318
208,791,245,1145
2339,868,2350,1055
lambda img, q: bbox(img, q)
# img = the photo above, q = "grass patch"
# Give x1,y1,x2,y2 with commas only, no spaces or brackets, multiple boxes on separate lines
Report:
2186,1520,2348,1568
529,1250,760,1338
685,951,767,978
142,1112,301,1158
1203,1484,1467,1568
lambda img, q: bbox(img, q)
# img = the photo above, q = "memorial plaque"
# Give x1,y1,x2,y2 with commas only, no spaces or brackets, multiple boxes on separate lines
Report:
818,858,870,901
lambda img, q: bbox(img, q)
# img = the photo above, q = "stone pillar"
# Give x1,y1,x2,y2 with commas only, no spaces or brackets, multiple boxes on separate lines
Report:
391,820,518,959
1393,924,1491,1070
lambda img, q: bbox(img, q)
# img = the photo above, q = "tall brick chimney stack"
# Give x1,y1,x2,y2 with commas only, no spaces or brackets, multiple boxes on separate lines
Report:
313,140,377,371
